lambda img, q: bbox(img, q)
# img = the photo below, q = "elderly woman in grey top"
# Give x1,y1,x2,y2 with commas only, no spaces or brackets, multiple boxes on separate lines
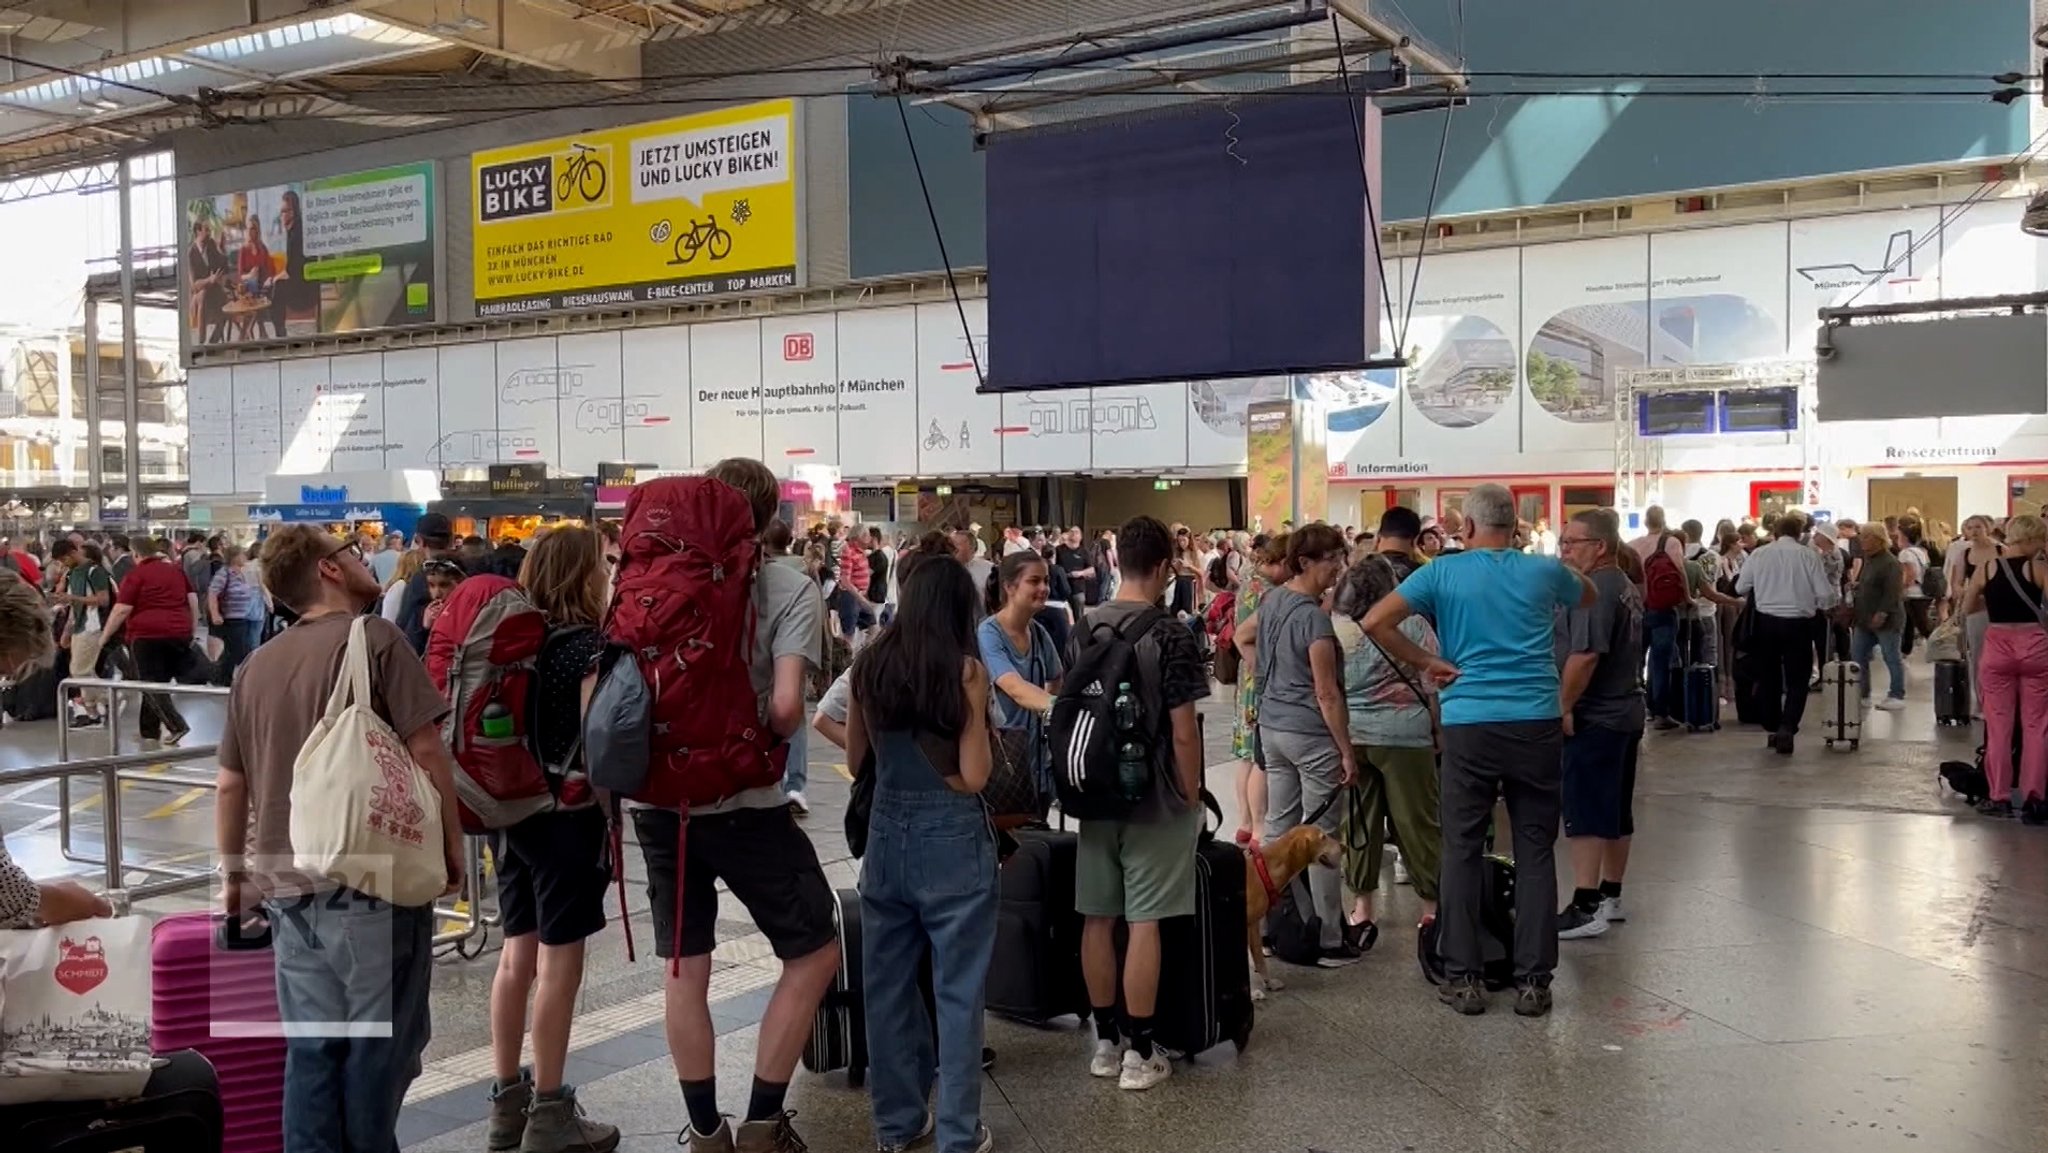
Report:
0,576,114,929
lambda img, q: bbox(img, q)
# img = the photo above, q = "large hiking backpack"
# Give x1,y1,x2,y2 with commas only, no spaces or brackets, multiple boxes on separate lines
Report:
425,574,557,833
585,476,783,810
1642,533,1687,612
1049,607,1167,821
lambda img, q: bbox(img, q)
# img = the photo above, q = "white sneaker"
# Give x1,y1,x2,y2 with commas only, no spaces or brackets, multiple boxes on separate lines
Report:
786,789,810,816
1599,896,1626,923
1117,1048,1171,1092
1876,697,1905,712
1392,851,1411,885
1088,1038,1124,1078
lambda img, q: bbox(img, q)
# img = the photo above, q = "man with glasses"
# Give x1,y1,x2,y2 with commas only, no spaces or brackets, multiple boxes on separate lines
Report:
98,537,199,746
215,524,464,1153
1363,484,1595,1018
1553,510,1644,941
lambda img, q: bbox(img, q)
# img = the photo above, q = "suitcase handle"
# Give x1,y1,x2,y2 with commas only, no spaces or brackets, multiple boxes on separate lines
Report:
216,910,274,952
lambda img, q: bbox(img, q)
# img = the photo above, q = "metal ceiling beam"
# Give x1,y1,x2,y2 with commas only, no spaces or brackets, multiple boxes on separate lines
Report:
367,0,648,82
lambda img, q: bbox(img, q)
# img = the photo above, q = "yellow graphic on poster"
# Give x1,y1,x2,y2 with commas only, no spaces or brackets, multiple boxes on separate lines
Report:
472,99,800,316
1246,401,1295,534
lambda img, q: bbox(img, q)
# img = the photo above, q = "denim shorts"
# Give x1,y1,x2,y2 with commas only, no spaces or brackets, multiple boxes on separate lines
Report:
1561,722,1640,840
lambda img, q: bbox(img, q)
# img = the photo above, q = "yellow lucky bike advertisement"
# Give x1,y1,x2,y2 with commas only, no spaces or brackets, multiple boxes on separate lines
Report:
471,99,801,316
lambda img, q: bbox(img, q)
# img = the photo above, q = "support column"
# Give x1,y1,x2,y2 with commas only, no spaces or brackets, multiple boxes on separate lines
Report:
83,299,102,518
119,162,142,528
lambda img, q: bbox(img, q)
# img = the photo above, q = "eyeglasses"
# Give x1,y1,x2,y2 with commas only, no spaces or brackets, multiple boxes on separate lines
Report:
1558,536,1599,548
422,559,464,576
326,541,364,564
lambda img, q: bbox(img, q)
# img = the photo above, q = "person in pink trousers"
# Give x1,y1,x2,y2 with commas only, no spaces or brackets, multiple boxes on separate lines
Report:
1958,514,2048,820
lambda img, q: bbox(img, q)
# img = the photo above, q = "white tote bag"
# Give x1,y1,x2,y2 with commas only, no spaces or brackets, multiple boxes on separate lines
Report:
0,916,153,1105
288,617,448,908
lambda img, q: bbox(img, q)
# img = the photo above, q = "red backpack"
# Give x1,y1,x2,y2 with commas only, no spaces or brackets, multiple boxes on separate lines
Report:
424,574,559,834
595,476,784,809
1642,532,1688,612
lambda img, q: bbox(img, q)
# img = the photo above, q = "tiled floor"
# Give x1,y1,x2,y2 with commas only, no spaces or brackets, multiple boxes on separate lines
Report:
5,673,2043,1152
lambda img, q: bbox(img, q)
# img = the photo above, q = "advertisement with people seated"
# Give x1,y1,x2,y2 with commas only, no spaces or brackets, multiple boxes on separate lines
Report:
184,161,438,347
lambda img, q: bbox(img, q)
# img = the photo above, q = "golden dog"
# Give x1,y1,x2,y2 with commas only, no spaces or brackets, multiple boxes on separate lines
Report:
1243,825,1344,999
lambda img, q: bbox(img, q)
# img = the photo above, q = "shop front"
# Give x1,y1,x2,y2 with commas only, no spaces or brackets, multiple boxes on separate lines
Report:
248,471,435,540
432,465,594,543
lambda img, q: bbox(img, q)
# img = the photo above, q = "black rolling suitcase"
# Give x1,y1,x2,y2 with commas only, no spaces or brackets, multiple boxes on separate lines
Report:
1120,795,1254,1058
802,887,871,1086
2,661,59,721
1934,659,1971,726
986,828,1087,1024
11,1049,223,1153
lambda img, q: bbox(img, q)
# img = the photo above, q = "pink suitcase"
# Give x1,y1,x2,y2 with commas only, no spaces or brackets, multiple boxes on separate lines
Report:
152,911,285,1153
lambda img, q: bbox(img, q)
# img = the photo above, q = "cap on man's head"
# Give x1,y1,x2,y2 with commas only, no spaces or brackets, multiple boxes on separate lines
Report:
415,512,454,547
1377,506,1422,541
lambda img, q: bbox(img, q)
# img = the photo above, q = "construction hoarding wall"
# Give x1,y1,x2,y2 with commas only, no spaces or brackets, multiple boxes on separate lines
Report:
188,200,2048,497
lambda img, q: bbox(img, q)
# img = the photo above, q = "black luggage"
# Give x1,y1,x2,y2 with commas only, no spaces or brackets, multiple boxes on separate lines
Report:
1934,659,1971,727
1420,855,1517,991
1731,647,1765,727
986,828,1088,1024
1119,798,1254,1058
802,887,871,1086
2,661,59,721
11,1049,223,1152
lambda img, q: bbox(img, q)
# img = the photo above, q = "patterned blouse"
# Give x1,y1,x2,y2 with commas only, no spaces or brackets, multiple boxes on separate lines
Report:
1231,573,1270,761
1,835,40,928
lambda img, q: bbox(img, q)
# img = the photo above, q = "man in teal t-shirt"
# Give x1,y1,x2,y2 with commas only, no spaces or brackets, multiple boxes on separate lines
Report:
1363,483,1592,1019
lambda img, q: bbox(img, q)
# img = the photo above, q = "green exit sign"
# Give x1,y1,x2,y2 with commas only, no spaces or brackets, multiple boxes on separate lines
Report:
1154,479,1171,490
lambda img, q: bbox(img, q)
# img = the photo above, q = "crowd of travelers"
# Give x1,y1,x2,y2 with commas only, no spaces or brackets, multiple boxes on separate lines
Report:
2,468,2046,1153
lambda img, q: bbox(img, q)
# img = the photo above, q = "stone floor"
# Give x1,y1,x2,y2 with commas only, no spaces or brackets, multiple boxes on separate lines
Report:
4,670,2045,1152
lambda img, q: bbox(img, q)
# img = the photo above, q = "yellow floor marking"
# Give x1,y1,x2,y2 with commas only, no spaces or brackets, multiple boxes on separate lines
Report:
144,787,211,820
71,762,172,815
831,761,852,781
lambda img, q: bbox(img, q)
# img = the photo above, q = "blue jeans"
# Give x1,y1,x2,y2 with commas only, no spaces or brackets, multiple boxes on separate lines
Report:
859,790,997,1153
1643,609,1679,721
268,891,434,1153
1853,626,1906,701
783,718,810,795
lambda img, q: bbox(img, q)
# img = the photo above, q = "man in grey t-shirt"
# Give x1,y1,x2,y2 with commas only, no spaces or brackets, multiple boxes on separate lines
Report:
1553,509,1644,942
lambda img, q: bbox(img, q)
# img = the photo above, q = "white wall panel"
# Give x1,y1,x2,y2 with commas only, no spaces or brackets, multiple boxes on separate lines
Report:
186,366,235,496
493,337,560,466
759,314,840,475
231,362,282,493
916,300,999,475
691,320,765,464
835,308,918,479
381,348,442,470
557,332,626,474
622,327,692,469
435,344,499,468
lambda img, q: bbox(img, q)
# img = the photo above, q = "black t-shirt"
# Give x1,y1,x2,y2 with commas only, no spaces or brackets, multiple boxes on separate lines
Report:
534,627,603,766
867,547,889,602
1054,544,1091,599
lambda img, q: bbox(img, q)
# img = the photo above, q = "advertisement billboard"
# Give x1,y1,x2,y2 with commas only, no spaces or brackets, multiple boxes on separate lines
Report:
184,162,437,347
471,99,801,317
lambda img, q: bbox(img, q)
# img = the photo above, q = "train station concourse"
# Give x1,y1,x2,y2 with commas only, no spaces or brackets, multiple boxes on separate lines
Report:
2,3,2048,1153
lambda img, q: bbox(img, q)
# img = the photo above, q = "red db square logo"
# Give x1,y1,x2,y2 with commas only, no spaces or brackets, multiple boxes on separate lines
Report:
783,333,815,362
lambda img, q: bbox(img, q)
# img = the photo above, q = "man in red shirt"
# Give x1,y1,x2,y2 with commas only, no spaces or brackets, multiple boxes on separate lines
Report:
101,538,198,745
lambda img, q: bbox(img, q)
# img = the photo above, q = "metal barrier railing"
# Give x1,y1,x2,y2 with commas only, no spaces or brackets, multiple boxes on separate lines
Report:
42,674,495,951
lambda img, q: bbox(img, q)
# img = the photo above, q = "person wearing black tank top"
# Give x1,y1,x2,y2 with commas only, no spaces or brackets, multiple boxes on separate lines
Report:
1958,514,2048,820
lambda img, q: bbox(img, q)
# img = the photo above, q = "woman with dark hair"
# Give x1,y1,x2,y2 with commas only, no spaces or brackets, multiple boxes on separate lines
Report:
1330,553,1442,957
979,550,1065,806
1238,523,1359,965
845,558,996,1153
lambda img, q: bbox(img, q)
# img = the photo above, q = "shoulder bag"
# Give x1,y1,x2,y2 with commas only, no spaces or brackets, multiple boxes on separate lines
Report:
1996,558,2048,637
288,617,448,906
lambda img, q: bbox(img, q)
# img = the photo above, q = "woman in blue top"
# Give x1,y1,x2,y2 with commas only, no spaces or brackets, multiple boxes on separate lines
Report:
978,551,1065,804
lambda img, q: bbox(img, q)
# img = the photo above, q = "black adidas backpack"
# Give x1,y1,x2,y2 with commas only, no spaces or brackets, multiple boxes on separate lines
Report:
1049,606,1168,821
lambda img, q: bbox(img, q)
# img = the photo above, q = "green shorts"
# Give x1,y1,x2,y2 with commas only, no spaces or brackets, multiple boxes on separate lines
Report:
1075,805,1202,923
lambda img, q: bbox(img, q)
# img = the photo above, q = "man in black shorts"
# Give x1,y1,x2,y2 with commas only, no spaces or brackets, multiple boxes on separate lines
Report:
1554,508,1645,942
633,458,838,1153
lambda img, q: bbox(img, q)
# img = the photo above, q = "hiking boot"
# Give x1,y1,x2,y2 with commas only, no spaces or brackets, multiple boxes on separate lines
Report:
734,1112,810,1153
486,1069,533,1151
522,1086,619,1153
1438,974,1487,1015
1513,981,1554,1018
688,1120,737,1153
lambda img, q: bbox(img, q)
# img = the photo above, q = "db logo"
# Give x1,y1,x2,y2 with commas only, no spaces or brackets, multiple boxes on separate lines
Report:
783,333,815,362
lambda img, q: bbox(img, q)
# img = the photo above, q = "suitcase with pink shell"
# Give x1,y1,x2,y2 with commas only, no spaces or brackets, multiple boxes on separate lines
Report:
151,911,284,1153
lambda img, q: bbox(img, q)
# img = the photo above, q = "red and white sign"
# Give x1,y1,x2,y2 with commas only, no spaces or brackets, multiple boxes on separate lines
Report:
783,332,815,362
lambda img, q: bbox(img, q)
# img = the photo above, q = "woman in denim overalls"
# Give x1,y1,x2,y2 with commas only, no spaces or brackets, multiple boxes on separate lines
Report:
846,557,998,1153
